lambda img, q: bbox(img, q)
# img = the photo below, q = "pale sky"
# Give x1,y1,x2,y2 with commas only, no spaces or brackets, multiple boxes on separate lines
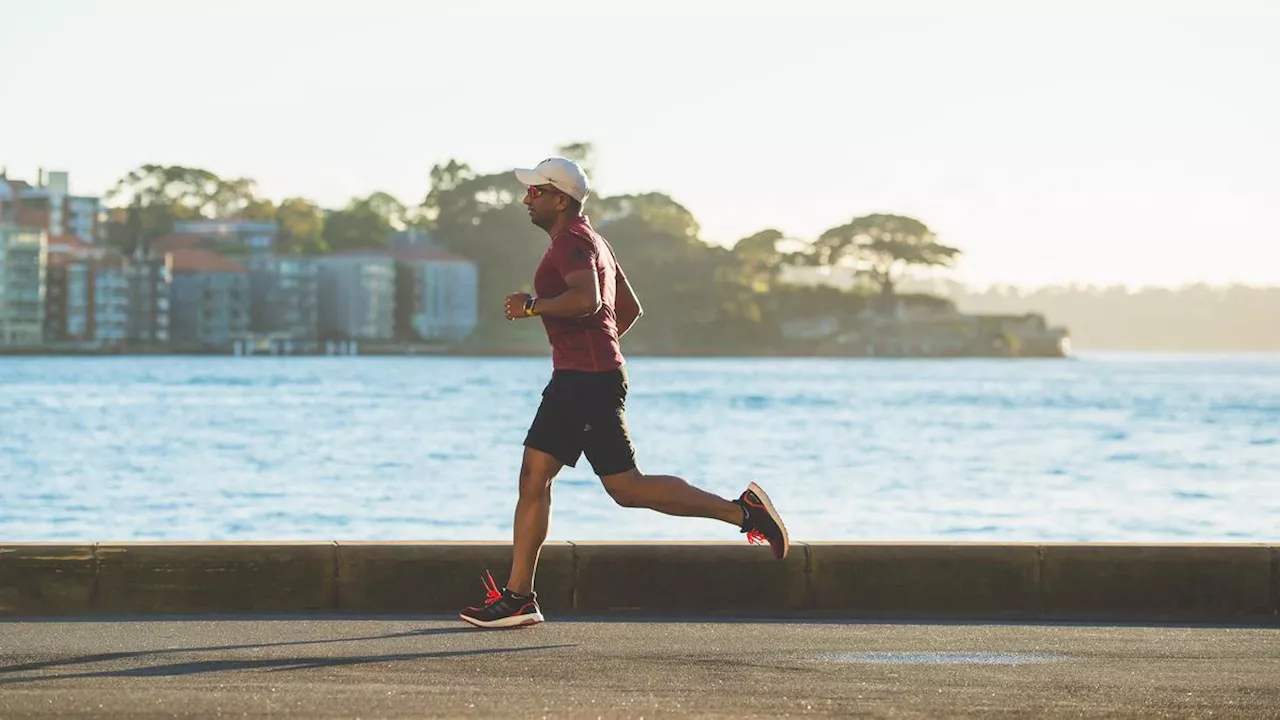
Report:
2,0,1277,288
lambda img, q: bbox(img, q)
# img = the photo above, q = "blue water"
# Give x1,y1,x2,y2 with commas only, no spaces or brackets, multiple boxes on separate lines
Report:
1,354,1277,543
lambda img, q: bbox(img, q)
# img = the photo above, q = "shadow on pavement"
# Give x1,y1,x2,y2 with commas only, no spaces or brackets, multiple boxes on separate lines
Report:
0,643,575,684
0,625,516,677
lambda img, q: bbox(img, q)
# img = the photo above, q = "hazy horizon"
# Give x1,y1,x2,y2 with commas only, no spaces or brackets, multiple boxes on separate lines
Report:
2,0,1277,290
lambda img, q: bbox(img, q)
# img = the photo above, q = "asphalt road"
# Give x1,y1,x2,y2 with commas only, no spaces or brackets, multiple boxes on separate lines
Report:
1,615,1278,718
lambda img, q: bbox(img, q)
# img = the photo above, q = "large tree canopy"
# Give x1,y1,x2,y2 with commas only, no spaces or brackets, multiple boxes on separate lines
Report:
810,213,960,297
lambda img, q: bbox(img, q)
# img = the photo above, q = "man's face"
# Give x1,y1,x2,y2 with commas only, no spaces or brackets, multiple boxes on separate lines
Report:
523,184,567,230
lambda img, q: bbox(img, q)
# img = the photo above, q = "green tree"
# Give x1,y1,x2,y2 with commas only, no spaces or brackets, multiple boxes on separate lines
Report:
235,197,277,222
593,192,700,243
555,141,597,181
364,191,408,229
427,170,548,343
107,165,222,217
731,228,788,293
322,192,405,252
591,193,767,351
418,160,475,228
810,214,960,299
276,197,328,255
210,177,269,219
104,165,224,253
104,165,279,254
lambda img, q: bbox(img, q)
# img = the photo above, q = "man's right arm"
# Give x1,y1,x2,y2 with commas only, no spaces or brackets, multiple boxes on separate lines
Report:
615,265,643,337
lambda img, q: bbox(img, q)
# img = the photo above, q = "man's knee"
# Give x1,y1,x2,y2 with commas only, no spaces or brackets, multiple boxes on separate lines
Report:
519,447,561,498
600,469,645,508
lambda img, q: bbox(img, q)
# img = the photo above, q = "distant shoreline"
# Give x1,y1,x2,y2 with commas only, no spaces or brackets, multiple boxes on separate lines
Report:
7,346,1278,358
0,345,1071,359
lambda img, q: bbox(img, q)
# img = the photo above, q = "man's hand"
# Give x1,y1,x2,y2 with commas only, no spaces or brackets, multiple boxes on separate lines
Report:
504,292,534,321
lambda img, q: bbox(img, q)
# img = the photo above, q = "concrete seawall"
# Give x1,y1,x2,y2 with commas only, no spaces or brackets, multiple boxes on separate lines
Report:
2,542,1277,623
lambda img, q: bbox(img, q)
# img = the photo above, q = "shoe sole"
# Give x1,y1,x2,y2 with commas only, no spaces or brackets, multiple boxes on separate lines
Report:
748,481,790,560
458,610,545,629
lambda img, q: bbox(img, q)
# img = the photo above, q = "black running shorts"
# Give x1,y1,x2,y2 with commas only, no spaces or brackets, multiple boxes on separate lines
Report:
523,367,637,476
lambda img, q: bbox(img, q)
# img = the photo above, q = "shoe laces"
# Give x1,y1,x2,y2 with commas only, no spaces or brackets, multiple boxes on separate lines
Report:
745,529,769,545
481,570,503,605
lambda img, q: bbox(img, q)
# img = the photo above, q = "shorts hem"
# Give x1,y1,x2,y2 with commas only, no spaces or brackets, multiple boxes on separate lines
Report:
523,439,579,468
589,460,637,477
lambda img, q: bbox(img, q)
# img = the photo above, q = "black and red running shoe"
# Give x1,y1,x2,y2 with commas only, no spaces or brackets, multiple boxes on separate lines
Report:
458,570,544,629
735,481,790,559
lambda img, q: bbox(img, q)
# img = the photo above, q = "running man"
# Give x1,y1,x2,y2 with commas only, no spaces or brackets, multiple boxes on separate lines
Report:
460,157,789,629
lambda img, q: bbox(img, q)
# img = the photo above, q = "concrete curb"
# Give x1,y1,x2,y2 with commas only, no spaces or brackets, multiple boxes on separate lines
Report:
1,542,1277,623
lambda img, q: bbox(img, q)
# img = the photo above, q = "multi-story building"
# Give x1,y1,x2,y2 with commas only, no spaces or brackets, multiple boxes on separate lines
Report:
44,236,84,342
316,253,395,341
125,249,172,345
66,196,99,245
388,228,435,252
43,235,167,347
0,170,100,244
42,237,130,345
248,254,318,341
393,248,478,341
0,226,48,346
43,236,129,345
91,255,129,344
168,248,250,348
171,220,277,253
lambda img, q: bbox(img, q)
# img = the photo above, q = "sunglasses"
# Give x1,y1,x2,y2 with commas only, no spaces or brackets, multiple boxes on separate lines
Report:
525,184,562,200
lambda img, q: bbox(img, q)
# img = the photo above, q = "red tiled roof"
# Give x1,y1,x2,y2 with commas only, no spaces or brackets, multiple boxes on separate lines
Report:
167,248,246,273
152,233,205,253
46,236,90,268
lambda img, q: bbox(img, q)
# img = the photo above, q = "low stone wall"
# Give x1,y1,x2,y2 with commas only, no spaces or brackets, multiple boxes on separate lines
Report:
2,542,1276,623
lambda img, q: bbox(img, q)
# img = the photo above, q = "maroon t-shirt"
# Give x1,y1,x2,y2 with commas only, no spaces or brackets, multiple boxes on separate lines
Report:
533,215,626,372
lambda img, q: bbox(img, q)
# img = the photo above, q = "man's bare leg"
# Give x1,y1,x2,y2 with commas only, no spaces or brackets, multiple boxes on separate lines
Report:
505,446,563,595
598,467,744,525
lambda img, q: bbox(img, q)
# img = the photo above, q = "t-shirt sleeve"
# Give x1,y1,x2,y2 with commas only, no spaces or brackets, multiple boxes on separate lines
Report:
552,231,598,277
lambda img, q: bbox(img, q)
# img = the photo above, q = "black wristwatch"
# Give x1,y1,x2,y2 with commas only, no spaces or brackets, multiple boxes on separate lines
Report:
523,297,538,317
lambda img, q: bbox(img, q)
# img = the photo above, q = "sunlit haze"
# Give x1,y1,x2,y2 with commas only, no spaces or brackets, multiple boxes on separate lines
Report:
2,0,1277,288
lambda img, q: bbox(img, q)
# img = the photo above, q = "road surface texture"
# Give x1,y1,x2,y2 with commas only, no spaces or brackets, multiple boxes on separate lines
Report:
1,616,1278,718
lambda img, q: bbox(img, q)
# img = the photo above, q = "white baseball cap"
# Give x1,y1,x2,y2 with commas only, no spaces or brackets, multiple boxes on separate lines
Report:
514,157,591,203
